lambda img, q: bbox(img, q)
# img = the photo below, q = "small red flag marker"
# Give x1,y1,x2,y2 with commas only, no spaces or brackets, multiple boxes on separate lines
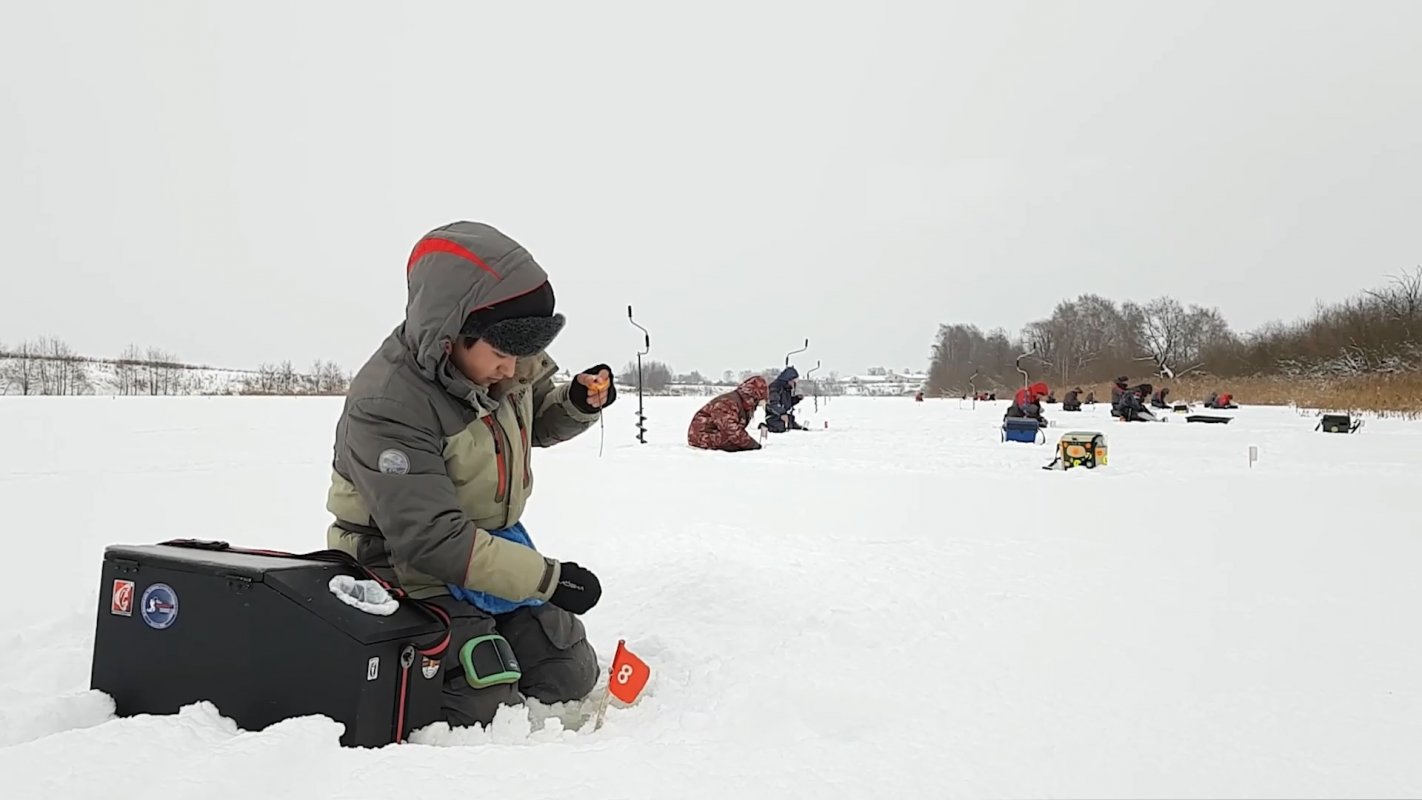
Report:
593,639,650,730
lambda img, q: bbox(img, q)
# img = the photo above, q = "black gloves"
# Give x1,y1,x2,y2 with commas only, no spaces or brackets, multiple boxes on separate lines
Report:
568,364,616,415
549,561,601,615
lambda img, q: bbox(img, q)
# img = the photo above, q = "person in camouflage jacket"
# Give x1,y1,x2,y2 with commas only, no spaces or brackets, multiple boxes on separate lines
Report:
325,221,614,728
687,376,769,451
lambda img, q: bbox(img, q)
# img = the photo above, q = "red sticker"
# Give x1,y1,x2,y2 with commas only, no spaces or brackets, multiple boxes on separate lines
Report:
111,579,134,616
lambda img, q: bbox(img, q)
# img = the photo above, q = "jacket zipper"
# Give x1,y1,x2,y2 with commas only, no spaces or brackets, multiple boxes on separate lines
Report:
515,408,532,488
481,416,509,508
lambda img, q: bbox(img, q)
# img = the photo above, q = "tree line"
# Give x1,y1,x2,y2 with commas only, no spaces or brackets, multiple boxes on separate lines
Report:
238,360,349,395
927,266,1422,395
0,337,92,396
615,360,850,395
3,341,846,399
0,338,350,396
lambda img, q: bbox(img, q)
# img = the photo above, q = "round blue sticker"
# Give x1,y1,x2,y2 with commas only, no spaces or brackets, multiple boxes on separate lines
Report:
140,583,179,629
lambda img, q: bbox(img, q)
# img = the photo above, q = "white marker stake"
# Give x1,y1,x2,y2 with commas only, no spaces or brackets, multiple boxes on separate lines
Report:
592,684,612,732
1248,445,1258,468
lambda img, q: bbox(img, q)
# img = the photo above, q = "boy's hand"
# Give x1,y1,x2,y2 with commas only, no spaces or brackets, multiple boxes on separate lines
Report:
577,370,611,407
549,561,602,614
569,365,615,413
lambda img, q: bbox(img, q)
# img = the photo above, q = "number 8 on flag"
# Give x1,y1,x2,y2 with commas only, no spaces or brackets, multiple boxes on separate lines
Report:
607,639,650,704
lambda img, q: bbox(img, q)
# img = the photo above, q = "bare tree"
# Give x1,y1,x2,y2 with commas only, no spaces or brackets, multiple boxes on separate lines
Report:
115,344,143,396
1019,321,1058,382
143,348,186,395
277,361,298,393
1130,297,1206,379
0,338,91,395
926,322,1037,395
1365,266,1422,326
42,337,91,395
243,363,279,395
1,340,40,395
310,360,349,394
1066,294,1131,379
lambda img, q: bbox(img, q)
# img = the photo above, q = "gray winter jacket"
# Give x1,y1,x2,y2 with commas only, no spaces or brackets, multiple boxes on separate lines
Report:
324,222,600,602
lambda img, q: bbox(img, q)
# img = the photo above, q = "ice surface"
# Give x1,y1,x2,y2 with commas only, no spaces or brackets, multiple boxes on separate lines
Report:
1,395,1420,798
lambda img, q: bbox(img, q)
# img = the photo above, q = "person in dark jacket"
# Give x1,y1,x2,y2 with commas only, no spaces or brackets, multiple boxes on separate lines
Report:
1205,391,1238,409
1150,387,1171,409
1109,376,1130,417
688,376,769,451
1118,383,1158,422
1062,387,1083,412
763,366,807,433
1004,381,1050,426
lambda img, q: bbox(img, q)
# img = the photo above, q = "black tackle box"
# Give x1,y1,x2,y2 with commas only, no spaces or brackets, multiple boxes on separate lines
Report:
89,542,447,747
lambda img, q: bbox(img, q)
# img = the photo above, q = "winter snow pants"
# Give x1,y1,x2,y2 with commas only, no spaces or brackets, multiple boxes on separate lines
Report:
687,426,757,451
763,413,805,433
427,595,599,727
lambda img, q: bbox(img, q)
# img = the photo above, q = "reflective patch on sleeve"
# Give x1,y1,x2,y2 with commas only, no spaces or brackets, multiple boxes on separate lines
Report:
378,448,410,475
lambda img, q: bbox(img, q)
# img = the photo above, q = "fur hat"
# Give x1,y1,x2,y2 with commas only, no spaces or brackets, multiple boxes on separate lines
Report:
459,281,565,357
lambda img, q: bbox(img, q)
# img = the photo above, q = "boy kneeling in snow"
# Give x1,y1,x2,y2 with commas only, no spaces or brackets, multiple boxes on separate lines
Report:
325,222,614,729
687,376,769,451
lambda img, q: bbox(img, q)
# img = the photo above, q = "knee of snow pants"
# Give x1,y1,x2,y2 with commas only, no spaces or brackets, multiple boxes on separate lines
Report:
499,603,599,705
432,597,598,727
688,429,723,450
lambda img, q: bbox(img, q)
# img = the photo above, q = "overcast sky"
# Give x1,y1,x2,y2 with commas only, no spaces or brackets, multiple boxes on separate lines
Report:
3,1,1419,378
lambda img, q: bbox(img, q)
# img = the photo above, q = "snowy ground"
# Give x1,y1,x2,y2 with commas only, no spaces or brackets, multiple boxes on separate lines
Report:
2,394,1420,798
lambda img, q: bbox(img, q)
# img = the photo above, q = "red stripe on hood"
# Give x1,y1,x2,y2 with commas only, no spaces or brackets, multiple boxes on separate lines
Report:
407,237,501,277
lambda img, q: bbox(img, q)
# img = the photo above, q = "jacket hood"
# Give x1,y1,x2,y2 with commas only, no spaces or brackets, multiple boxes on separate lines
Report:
1028,381,1049,397
773,366,799,386
400,222,558,404
735,375,768,408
